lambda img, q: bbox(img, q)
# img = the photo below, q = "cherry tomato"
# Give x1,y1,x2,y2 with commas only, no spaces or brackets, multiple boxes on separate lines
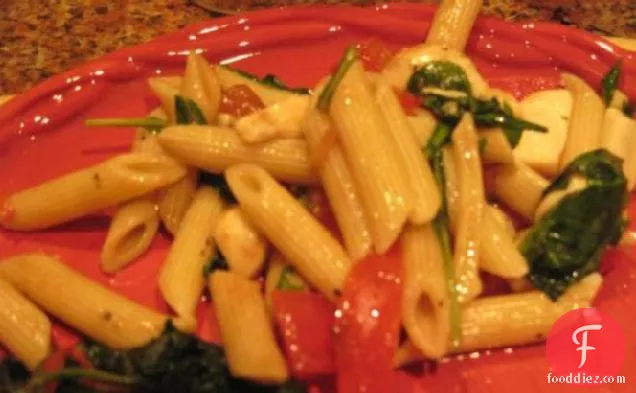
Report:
357,38,394,72
334,246,403,393
219,84,265,117
272,290,336,379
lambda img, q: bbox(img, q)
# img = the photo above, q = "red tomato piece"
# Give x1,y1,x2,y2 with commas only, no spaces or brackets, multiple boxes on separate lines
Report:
396,89,422,116
196,299,222,345
40,349,68,393
357,38,394,72
219,84,265,117
272,290,336,379
334,246,403,393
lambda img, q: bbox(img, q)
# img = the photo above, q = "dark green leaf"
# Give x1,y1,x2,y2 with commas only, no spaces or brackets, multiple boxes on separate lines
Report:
424,122,453,158
199,172,236,203
202,251,229,278
318,47,358,111
407,61,472,95
277,265,306,291
174,95,207,125
602,60,621,106
85,117,166,132
227,67,310,94
521,149,628,300
428,147,461,347
0,357,30,392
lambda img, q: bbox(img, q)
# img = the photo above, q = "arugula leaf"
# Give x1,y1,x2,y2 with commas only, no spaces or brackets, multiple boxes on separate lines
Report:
520,149,628,300
276,265,306,291
407,62,547,148
85,117,167,132
424,122,453,158
602,60,621,106
202,251,229,278
228,67,310,94
199,172,236,204
318,47,358,111
407,61,472,94
174,95,207,125
427,143,461,347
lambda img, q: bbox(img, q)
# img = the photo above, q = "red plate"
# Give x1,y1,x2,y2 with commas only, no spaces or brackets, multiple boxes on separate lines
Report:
0,4,635,392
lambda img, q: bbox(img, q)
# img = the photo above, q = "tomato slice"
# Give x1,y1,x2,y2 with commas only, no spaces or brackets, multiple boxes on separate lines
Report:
272,290,336,379
334,246,404,393
219,84,265,117
357,38,394,72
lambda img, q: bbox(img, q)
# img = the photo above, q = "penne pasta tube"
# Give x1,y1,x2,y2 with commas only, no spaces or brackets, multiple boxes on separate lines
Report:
182,53,222,123
148,77,180,124
479,205,528,279
458,272,602,352
226,164,350,301
0,153,186,231
303,93,373,262
407,109,437,147
480,128,514,164
210,271,288,383
485,160,548,222
0,254,166,348
159,186,224,332
0,277,51,370
400,224,450,360
396,273,602,366
425,0,484,52
329,61,412,253
442,146,460,233
158,125,318,185
214,207,268,278
451,115,484,303
375,76,441,224
100,198,160,274
559,73,604,170
157,169,198,235
601,107,636,191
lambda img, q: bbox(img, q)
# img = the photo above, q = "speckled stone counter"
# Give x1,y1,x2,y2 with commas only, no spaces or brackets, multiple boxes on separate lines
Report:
0,0,634,95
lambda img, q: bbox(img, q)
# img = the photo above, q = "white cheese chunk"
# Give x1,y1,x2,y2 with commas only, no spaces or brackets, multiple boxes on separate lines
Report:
516,89,572,177
233,94,310,144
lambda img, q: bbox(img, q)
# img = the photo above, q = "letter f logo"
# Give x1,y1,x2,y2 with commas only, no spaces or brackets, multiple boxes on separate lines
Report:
572,324,602,368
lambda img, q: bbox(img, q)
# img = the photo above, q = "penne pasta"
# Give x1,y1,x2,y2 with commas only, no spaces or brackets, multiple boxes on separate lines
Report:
234,95,310,143
400,224,450,360
442,146,460,233
210,271,288,383
0,153,186,231
101,198,160,274
157,169,198,235
559,73,604,170
0,277,51,370
396,273,602,366
480,128,514,164
451,115,484,303
375,76,441,224
148,77,181,124
329,61,412,253
159,186,224,332
425,0,484,52
0,255,166,349
101,125,164,273
485,160,548,222
226,164,350,301
303,90,373,262
214,207,268,278
479,205,528,279
407,109,437,147
458,272,602,352
601,107,636,191
182,53,222,123
158,125,318,185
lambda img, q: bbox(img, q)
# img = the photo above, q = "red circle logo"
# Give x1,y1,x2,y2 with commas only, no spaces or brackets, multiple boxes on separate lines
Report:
546,308,625,385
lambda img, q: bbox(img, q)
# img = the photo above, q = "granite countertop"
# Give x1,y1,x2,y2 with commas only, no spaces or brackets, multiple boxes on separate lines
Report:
1,0,634,95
